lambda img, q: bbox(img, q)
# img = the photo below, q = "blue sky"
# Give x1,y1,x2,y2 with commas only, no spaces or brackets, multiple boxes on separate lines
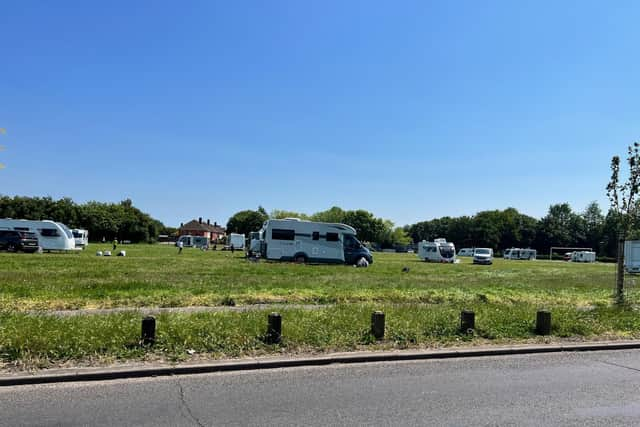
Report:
1,1,638,227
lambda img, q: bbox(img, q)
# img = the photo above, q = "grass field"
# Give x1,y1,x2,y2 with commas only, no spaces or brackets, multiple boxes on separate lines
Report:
1,244,638,368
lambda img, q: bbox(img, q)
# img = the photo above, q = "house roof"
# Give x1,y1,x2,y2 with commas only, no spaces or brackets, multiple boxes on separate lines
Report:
180,219,226,233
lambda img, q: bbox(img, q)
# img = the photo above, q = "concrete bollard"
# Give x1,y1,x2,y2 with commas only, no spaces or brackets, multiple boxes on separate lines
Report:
266,312,282,344
460,310,475,333
536,310,551,335
141,316,156,345
371,311,385,340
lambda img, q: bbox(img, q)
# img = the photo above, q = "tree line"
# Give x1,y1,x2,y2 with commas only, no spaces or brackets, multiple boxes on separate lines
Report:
405,202,623,257
0,196,168,243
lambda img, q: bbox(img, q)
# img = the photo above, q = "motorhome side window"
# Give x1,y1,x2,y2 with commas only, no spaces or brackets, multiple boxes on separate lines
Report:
40,228,60,237
14,227,29,231
312,232,319,241
326,232,339,242
272,229,295,240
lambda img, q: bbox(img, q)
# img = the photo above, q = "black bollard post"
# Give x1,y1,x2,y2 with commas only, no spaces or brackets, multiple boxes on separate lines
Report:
266,312,282,344
460,310,475,333
535,310,551,335
371,311,385,340
141,316,156,345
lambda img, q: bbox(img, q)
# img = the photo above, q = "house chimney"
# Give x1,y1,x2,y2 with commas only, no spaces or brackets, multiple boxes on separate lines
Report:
180,222,183,228
207,219,210,225
199,217,202,224
214,221,217,227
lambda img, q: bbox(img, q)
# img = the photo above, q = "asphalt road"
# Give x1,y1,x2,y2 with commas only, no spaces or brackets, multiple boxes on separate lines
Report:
2,350,640,426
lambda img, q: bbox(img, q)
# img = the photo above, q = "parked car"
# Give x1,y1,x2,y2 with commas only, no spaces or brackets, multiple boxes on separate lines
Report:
563,252,573,261
473,248,493,265
0,230,39,252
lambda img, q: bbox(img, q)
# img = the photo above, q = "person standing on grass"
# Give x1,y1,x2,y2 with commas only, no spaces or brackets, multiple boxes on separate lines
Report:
113,238,117,251
231,244,234,254
178,240,183,254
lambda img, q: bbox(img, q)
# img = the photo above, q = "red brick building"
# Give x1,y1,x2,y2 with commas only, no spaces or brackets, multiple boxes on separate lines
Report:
178,218,226,242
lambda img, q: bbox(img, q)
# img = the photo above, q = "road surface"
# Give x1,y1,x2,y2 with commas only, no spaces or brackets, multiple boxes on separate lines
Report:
2,349,640,426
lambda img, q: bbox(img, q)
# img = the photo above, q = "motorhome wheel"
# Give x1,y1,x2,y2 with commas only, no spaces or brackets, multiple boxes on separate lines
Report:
294,254,307,264
7,243,16,252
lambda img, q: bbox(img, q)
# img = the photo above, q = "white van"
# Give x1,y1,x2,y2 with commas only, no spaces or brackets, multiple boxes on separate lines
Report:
457,248,474,257
473,248,493,265
503,248,537,260
250,218,373,265
72,229,89,249
418,238,456,263
0,218,77,251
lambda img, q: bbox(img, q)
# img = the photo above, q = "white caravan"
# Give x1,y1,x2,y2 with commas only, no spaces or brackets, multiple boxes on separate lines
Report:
503,248,537,260
251,218,373,265
0,218,77,251
624,241,640,273
72,229,89,249
417,238,456,263
570,251,596,263
176,235,209,248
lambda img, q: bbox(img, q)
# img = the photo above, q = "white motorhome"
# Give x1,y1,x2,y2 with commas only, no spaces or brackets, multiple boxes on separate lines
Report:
503,248,537,260
417,238,456,263
176,235,209,249
571,251,596,263
250,218,373,265
0,218,77,251
72,229,89,249
624,240,640,273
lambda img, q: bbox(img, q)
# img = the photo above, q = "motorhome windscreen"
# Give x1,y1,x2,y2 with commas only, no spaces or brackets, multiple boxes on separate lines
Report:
73,231,83,238
475,249,490,255
440,247,455,258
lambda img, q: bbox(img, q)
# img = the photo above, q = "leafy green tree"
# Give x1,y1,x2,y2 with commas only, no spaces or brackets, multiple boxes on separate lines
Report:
270,209,310,220
226,208,268,236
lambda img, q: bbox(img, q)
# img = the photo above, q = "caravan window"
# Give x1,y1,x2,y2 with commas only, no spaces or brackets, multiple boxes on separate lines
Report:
14,227,29,231
40,228,60,237
326,232,339,242
272,229,295,241
312,232,319,241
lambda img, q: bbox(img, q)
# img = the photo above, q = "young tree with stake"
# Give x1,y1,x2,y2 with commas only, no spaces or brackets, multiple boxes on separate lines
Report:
606,142,640,303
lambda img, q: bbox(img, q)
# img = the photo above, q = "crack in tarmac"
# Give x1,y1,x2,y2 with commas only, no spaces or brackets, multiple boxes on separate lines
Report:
597,359,640,373
176,378,206,427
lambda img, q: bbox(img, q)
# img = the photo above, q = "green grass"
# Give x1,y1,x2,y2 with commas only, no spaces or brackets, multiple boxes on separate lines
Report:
1,244,638,368
0,244,626,310
3,304,640,368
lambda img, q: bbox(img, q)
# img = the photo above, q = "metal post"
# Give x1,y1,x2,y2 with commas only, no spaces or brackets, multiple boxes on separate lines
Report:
371,311,385,340
616,233,625,304
141,316,156,345
460,310,475,333
266,312,282,344
535,310,551,335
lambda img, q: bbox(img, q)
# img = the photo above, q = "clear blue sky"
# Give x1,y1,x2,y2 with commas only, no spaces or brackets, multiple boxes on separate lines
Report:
1,1,638,227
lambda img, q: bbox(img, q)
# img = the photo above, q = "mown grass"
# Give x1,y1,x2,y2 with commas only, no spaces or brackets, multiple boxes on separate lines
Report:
1,244,637,368
0,244,628,310
2,303,640,368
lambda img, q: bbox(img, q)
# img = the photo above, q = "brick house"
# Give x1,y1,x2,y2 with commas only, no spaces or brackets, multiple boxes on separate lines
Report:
178,218,226,242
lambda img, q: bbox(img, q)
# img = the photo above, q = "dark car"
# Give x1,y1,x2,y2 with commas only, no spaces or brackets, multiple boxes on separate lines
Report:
0,230,39,253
